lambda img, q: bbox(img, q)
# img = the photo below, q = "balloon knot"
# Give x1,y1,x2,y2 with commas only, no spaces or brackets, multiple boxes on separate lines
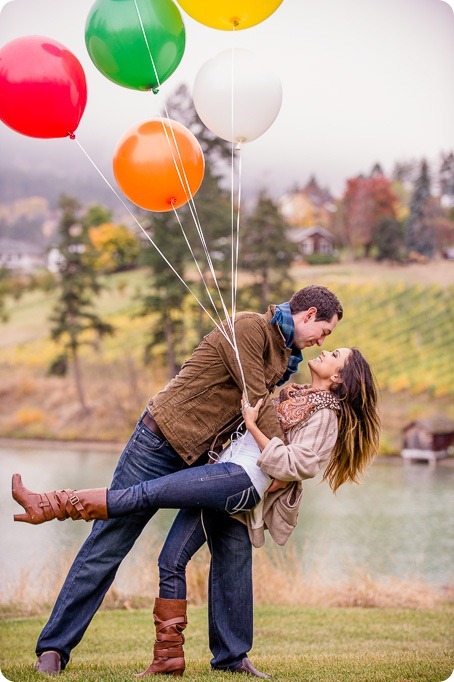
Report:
68,133,76,140
169,197,177,207
231,17,240,27
152,86,160,95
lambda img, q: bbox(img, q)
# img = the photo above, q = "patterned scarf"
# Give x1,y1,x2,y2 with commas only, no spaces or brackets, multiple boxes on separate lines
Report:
273,383,340,432
271,302,303,386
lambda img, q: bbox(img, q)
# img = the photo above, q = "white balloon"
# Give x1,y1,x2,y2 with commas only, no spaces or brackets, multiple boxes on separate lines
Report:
193,48,282,144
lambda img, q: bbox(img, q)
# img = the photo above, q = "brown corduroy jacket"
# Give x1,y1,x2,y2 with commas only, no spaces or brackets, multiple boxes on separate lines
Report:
148,306,292,464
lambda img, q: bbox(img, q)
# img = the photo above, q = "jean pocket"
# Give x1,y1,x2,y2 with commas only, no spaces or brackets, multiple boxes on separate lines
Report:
225,486,260,515
133,427,167,453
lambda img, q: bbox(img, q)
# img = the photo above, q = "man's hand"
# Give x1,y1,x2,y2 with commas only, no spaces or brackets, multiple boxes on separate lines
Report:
267,479,289,493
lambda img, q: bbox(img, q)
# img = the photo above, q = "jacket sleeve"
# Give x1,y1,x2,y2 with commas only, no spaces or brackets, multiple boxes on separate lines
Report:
256,409,338,481
215,315,286,440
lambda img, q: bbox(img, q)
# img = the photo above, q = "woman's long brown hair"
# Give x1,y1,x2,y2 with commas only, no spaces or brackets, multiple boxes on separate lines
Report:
323,348,380,492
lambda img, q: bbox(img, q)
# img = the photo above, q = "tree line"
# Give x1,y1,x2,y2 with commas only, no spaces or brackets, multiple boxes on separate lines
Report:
1,85,453,411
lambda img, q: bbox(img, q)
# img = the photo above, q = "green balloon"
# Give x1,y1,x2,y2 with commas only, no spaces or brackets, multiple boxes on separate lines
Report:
85,0,185,92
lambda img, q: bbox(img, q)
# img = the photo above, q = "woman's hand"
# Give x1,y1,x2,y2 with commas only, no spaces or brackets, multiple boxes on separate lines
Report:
241,393,263,429
267,479,289,493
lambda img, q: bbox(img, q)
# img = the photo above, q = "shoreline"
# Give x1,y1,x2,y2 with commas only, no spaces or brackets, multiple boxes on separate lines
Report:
0,436,123,453
1,437,453,466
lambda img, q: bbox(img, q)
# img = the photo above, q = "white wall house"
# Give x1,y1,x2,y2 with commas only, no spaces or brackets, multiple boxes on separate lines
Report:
0,238,45,272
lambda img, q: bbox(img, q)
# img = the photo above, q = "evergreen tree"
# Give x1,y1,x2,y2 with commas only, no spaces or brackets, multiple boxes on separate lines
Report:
136,213,190,377
239,192,295,311
373,217,406,262
391,159,418,185
370,162,384,177
406,160,436,258
48,194,114,413
439,151,454,209
82,204,113,228
0,267,11,323
136,85,234,376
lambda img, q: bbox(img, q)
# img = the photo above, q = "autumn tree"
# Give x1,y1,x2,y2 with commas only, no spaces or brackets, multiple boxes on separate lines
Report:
342,171,398,257
89,222,140,273
48,194,114,413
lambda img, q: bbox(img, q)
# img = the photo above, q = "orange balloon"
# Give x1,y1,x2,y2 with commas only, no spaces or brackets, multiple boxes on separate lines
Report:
113,118,205,211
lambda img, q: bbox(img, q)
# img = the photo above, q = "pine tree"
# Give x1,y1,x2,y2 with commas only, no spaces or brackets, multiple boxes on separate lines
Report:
406,160,435,258
0,267,10,323
136,212,190,377
136,85,234,377
439,151,454,211
239,192,295,311
373,217,406,262
48,194,114,413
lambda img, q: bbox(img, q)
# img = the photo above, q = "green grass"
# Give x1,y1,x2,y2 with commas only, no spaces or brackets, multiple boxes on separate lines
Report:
4,268,454,398
1,605,453,681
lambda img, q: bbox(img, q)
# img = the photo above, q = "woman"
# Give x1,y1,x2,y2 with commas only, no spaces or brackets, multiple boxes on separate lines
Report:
12,347,380,676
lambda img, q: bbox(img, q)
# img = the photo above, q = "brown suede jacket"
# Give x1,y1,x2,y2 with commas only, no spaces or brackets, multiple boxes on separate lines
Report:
148,306,292,464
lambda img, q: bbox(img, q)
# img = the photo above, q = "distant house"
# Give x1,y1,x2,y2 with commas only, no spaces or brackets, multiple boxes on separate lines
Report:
286,226,335,257
279,177,337,230
0,238,45,272
401,416,454,463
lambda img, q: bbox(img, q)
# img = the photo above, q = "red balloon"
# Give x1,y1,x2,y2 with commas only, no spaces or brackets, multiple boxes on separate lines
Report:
0,36,87,139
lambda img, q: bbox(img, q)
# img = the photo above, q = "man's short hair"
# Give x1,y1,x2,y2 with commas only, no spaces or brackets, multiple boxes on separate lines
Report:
289,285,343,322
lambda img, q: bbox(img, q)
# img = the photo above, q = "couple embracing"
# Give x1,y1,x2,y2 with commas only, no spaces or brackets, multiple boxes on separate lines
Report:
12,284,380,678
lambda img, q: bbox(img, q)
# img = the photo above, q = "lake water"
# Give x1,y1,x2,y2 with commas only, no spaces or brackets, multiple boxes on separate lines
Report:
1,444,453,602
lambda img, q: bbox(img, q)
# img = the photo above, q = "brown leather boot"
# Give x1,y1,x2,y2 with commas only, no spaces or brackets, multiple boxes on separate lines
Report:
137,597,187,677
35,651,62,675
12,473,108,524
231,658,271,678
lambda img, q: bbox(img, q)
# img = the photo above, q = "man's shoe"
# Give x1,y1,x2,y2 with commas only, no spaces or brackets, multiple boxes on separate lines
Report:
35,651,61,675
232,658,271,678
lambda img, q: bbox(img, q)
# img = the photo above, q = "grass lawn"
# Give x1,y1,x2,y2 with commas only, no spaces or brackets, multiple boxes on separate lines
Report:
1,605,453,682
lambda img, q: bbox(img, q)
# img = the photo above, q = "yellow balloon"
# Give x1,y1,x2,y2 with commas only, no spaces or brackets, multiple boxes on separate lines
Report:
176,0,283,30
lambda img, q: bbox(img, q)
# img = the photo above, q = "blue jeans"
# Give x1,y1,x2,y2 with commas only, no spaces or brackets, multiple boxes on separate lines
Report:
107,461,260,517
36,413,254,670
158,509,254,670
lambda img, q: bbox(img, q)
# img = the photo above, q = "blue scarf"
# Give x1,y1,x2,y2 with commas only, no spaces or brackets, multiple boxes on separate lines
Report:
271,302,303,386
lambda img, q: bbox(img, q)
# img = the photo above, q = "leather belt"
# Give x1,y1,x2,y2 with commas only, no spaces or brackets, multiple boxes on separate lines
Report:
142,411,165,440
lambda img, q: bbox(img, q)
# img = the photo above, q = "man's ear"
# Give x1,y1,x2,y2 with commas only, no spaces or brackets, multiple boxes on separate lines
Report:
303,306,317,322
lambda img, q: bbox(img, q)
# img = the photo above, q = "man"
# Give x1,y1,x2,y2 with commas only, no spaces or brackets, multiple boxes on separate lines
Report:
34,285,342,676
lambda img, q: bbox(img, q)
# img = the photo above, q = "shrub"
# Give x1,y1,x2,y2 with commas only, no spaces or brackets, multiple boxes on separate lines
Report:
304,253,340,265
15,407,45,427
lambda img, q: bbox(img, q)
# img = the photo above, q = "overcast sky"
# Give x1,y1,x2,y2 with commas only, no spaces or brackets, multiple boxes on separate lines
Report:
0,0,453,199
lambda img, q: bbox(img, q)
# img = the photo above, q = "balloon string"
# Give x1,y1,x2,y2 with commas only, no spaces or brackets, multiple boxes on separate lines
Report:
228,31,248,403
171,207,227,331
132,0,160,91
131,0,249,397
72,137,235,346
230,36,236,322
131,0,235,339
